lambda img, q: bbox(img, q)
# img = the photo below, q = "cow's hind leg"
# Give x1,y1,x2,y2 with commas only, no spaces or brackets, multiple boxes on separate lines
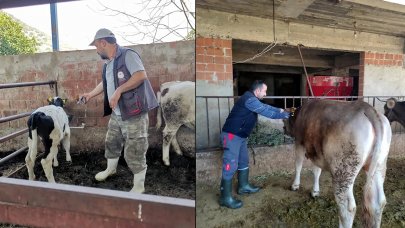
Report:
162,125,180,166
53,152,59,167
41,143,58,183
362,166,387,228
62,132,72,162
332,165,360,228
311,165,322,198
25,138,36,180
171,135,182,156
291,145,305,191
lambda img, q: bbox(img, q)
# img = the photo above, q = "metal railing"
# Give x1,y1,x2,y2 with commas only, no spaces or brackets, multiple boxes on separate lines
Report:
0,81,57,165
196,95,405,152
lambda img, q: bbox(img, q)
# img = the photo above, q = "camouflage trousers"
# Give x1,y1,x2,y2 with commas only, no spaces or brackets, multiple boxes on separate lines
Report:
105,112,149,174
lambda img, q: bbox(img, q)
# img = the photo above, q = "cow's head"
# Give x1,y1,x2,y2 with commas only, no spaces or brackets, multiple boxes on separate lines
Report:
384,97,396,122
47,96,67,108
283,107,300,137
384,97,405,128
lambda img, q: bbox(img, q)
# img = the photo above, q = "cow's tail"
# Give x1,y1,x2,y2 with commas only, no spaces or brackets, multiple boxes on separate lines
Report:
156,91,162,130
362,105,388,227
28,113,40,161
363,106,384,180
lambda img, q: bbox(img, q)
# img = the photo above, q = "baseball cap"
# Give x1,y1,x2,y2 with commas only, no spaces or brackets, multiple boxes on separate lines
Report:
89,28,115,46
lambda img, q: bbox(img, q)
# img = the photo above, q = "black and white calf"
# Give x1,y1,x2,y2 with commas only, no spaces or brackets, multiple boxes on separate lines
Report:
26,97,71,183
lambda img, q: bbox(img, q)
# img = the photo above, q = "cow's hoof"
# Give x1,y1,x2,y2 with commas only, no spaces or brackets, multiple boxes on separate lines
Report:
66,156,72,162
175,150,183,156
53,161,59,167
163,160,170,166
291,184,300,191
311,191,320,198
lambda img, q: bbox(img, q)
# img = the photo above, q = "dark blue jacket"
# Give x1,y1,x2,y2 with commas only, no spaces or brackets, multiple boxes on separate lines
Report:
222,91,290,138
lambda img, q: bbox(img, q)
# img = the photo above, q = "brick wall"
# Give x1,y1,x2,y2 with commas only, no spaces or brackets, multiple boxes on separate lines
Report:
196,37,233,82
364,52,403,67
0,40,195,152
196,37,234,149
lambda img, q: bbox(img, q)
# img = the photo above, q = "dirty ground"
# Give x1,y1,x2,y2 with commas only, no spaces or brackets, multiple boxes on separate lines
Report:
0,149,195,200
197,158,405,228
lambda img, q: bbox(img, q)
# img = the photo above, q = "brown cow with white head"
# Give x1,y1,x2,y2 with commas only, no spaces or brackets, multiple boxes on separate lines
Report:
284,99,391,228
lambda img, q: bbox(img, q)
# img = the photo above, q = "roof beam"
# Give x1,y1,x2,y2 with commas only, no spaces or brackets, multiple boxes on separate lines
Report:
343,0,405,14
277,0,316,18
0,0,80,9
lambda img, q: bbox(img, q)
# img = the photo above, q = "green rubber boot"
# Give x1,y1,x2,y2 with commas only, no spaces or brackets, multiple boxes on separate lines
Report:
237,168,260,195
219,179,243,209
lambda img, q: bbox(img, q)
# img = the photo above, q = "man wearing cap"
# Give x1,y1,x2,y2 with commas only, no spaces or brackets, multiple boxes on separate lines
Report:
81,28,158,193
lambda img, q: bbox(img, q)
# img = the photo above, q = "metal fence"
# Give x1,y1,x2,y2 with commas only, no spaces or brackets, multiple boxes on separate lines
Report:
196,95,405,152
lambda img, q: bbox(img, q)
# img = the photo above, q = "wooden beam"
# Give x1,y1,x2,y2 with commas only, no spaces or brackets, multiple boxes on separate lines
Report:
0,177,195,227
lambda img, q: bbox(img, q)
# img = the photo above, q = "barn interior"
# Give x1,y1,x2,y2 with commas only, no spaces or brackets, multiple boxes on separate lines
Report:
232,40,360,107
198,0,405,103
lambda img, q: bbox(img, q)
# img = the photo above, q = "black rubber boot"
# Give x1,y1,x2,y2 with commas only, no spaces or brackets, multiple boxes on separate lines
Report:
237,168,260,195
219,179,243,209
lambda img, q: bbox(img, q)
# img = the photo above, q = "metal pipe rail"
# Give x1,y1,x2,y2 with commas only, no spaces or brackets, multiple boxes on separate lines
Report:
0,80,57,90
0,146,28,166
0,112,31,124
0,128,29,144
0,177,195,227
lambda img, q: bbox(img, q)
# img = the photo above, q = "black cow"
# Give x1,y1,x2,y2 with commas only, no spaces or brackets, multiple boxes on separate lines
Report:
384,97,405,127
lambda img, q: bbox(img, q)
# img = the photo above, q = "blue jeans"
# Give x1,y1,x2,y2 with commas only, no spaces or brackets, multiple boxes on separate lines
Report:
221,131,249,180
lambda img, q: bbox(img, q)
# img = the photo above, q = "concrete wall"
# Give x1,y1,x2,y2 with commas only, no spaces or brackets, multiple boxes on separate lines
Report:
197,134,405,184
0,41,195,153
197,8,405,54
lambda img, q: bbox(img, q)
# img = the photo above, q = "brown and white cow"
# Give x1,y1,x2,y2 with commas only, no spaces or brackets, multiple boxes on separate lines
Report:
384,97,405,127
284,99,391,228
156,81,195,166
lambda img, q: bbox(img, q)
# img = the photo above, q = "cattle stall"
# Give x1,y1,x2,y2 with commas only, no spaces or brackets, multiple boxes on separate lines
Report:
0,81,195,227
197,95,405,152
196,95,405,227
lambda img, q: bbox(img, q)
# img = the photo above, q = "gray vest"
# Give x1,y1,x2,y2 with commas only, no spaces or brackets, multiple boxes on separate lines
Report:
102,45,158,121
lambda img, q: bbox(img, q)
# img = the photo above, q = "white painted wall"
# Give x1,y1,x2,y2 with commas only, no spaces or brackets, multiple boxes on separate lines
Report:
364,65,405,96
